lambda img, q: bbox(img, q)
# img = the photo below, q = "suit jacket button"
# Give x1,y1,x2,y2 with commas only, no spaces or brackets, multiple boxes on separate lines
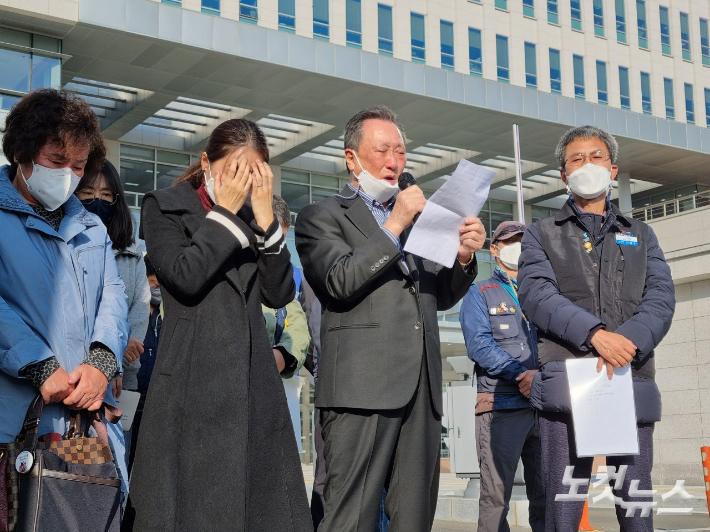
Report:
371,266,376,271
409,286,416,294
414,322,421,330
384,255,389,260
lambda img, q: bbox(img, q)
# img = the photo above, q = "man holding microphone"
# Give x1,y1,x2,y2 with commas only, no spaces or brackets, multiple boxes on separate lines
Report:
295,105,486,531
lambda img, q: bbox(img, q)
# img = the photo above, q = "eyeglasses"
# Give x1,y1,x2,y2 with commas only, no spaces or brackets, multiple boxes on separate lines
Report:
564,150,611,169
78,191,118,205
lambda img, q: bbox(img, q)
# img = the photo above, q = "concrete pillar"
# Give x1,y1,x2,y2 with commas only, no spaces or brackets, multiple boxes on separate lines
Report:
617,172,632,214
105,139,121,171
272,165,282,196
523,204,533,225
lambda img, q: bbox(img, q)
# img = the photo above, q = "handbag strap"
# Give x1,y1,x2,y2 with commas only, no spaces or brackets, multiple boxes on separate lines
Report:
19,395,44,454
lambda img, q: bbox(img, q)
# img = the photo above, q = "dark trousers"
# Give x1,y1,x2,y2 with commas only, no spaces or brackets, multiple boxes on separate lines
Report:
540,411,655,532
318,358,440,532
476,408,545,532
311,407,327,529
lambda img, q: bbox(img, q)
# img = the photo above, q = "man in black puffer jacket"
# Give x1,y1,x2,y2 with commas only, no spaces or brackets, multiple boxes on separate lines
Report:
518,125,675,532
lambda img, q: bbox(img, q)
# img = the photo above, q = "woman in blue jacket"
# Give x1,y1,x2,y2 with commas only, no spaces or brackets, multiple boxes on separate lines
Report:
0,89,130,508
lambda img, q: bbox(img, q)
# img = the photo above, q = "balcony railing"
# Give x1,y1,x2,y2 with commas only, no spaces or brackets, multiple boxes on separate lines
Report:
630,191,710,222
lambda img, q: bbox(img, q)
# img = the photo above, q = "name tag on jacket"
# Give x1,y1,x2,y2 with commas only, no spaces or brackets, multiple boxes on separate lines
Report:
616,232,638,246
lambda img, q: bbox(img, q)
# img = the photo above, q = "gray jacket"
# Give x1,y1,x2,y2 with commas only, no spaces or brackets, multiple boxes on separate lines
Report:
114,240,150,391
295,186,476,416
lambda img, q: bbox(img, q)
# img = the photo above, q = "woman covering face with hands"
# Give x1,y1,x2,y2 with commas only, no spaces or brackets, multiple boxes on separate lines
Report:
127,119,311,532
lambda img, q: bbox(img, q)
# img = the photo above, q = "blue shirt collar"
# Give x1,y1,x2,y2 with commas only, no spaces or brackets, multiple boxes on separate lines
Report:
493,265,517,289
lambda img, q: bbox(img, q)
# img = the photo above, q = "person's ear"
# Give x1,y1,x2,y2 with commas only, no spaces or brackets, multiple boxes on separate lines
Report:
610,165,619,180
560,168,568,186
200,152,209,174
345,149,357,174
490,242,499,257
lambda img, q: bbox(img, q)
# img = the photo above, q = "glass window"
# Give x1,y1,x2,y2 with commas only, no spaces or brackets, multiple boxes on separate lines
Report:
120,145,154,161
596,61,608,104
615,0,626,42
680,13,691,61
411,13,426,63
156,164,187,190
162,0,182,6
313,0,330,40
524,42,537,88
0,28,31,47
701,19,710,66
619,66,630,109
641,71,652,114
121,159,155,195
30,55,60,90
346,0,362,48
659,6,671,55
570,0,582,31
202,0,220,16
549,48,561,94
282,169,309,183
637,0,648,49
495,0,507,9
593,0,604,37
664,77,674,119
378,4,393,56
441,21,455,70
573,54,585,99
496,34,509,82
548,0,559,24
311,174,339,188
0,48,30,93
469,28,482,76
278,0,296,32
685,83,695,124
240,0,257,23
523,0,534,17
281,183,310,214
0,93,20,110
157,150,190,166
32,35,61,53
705,88,710,128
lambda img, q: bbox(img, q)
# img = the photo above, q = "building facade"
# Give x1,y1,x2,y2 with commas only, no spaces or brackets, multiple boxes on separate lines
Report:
1,0,710,482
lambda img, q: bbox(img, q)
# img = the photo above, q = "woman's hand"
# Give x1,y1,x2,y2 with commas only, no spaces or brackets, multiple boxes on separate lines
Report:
214,155,252,215
250,160,275,232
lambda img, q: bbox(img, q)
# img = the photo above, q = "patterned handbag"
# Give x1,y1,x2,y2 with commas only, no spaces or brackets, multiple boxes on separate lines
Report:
1,396,121,532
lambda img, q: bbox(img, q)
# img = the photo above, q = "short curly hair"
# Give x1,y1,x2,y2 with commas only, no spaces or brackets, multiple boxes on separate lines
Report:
1,89,106,177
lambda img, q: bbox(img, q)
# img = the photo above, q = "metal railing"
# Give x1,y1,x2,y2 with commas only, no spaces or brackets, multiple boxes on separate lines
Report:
630,191,710,222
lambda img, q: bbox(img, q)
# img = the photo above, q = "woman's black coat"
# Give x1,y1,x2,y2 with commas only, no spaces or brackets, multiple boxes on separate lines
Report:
130,182,311,531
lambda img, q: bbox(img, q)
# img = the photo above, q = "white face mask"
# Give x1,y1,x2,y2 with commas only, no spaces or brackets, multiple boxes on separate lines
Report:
496,241,522,271
352,152,399,204
21,161,81,212
204,161,215,203
566,163,612,200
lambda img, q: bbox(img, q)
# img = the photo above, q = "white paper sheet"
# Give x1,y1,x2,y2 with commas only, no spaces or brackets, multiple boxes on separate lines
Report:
114,390,141,431
566,358,639,457
403,159,495,267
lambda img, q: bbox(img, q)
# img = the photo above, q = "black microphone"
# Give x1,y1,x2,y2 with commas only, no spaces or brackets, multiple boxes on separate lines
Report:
397,172,421,225
398,172,417,191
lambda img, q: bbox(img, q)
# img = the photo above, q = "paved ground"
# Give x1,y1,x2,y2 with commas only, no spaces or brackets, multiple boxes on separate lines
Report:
431,507,710,531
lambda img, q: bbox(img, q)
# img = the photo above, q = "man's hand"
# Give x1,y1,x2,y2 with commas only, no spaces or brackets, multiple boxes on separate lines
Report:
591,329,637,379
111,376,123,399
457,217,486,264
383,186,427,237
273,348,286,373
123,336,144,364
515,369,538,398
39,367,75,404
64,364,109,411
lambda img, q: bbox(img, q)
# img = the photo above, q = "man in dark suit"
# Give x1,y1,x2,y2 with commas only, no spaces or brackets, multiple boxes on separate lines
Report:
295,106,486,531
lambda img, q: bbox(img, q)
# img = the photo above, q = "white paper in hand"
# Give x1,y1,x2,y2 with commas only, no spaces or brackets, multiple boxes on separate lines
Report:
114,390,141,431
566,358,639,457
404,159,495,267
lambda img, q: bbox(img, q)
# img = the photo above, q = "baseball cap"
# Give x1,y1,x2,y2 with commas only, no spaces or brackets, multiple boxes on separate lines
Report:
491,221,527,244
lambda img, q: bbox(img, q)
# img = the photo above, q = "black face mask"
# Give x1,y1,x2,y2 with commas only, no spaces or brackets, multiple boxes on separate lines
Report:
81,198,116,225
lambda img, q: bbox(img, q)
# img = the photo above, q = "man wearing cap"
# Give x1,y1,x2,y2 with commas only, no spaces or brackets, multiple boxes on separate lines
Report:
460,221,545,532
